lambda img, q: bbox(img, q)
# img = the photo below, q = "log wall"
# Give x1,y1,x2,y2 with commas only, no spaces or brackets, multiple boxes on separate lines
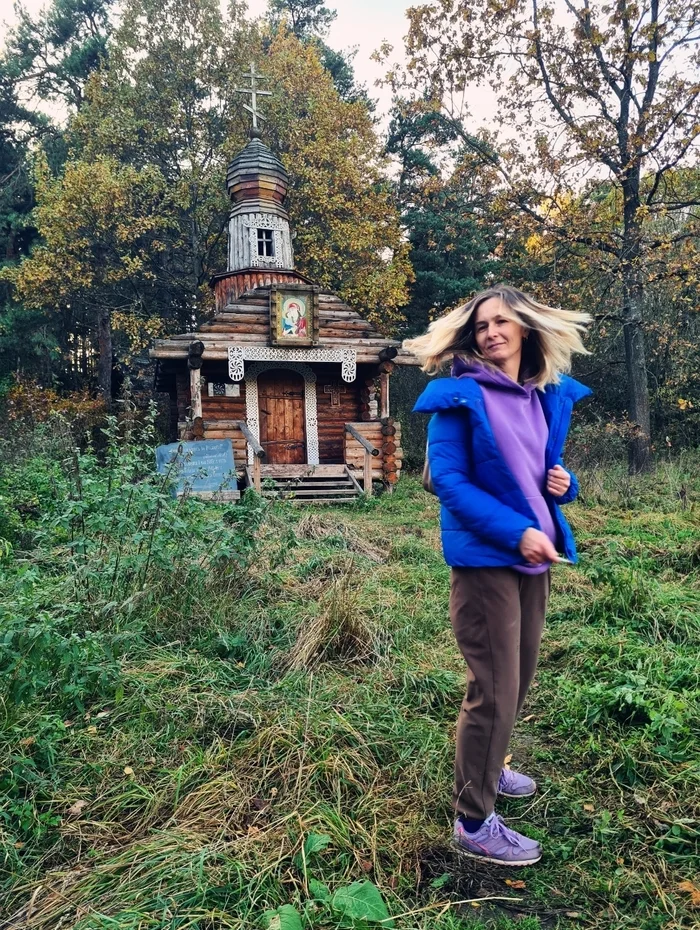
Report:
344,419,403,484
172,361,404,480
316,374,362,462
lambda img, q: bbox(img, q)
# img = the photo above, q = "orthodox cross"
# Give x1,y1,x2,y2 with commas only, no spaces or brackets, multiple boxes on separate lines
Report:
235,62,272,131
324,381,347,407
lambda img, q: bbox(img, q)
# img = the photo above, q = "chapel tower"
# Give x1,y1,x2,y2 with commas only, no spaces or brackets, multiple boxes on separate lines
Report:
212,63,312,308
226,131,294,273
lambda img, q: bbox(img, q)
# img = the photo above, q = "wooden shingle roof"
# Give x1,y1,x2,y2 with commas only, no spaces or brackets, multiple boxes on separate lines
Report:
150,287,419,367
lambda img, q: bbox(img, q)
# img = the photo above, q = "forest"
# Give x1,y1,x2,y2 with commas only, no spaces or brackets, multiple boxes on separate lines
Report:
1,0,700,469
1,1,699,929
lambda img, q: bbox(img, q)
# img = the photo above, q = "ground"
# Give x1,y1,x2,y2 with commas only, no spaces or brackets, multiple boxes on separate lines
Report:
1,439,699,930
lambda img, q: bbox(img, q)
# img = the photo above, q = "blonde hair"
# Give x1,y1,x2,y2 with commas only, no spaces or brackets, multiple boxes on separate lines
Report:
403,284,591,389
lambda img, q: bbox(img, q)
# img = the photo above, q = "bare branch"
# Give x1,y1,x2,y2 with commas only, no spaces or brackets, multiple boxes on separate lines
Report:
532,0,621,174
637,0,661,134
565,0,623,100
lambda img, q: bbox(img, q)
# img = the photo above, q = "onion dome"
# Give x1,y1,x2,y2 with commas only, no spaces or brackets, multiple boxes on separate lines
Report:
226,131,289,206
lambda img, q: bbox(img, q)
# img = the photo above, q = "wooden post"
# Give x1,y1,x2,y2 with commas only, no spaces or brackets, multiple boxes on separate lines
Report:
235,420,266,492
253,455,261,492
363,449,372,497
380,372,390,419
190,368,203,424
381,417,398,492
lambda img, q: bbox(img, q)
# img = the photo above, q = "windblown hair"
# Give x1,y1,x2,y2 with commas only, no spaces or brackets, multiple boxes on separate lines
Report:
403,284,591,389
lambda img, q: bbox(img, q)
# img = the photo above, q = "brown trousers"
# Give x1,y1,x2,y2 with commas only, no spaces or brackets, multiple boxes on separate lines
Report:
450,566,550,820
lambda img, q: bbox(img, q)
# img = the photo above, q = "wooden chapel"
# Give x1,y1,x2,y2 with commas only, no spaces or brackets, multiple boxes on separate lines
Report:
150,66,418,502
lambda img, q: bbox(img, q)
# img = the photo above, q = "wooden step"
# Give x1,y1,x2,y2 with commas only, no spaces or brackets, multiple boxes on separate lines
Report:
260,464,347,478
267,481,355,490
264,487,358,497
266,474,354,483
245,463,365,502
289,497,359,505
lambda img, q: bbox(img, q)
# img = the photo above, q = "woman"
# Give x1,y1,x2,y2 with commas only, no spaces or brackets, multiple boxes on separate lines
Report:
405,285,590,867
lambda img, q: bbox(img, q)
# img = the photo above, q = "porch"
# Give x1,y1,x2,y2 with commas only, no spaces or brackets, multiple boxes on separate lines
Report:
238,420,401,502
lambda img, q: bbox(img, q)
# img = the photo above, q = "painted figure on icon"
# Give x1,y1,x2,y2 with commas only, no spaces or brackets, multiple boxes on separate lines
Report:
281,297,308,338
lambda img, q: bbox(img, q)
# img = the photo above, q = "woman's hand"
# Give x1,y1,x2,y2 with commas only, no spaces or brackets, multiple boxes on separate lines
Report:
519,527,559,565
547,464,571,498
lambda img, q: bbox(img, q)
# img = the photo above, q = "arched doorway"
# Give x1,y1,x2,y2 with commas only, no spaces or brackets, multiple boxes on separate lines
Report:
257,369,307,464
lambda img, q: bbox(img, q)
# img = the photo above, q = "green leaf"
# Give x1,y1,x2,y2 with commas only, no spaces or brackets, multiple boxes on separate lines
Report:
304,832,332,857
308,878,331,902
430,872,451,890
262,904,303,930
331,881,394,927
294,831,333,870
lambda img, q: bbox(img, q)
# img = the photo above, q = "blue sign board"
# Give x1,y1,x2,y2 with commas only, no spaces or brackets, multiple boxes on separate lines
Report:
155,439,237,497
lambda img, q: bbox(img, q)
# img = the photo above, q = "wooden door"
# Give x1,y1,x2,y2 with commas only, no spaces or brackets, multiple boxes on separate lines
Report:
258,370,307,464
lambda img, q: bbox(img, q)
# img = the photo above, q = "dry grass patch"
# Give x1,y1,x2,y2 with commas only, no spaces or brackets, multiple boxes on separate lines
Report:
284,567,384,671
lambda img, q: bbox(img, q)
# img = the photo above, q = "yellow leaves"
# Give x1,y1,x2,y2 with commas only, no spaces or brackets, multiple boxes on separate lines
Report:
263,31,410,326
525,232,544,256
10,155,169,311
7,16,410,339
677,398,694,412
113,312,166,357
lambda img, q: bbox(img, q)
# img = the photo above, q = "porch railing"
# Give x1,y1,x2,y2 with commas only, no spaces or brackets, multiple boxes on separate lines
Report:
344,423,379,496
234,420,265,491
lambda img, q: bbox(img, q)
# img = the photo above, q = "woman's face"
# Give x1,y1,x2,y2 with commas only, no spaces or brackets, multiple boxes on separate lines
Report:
473,297,526,376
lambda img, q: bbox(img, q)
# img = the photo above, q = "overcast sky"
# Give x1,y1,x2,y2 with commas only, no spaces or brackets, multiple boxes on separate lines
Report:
2,0,498,128
246,0,412,119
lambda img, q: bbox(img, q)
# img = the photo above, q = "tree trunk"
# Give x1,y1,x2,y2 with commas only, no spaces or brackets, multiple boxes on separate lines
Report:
96,306,112,408
622,283,651,472
621,176,651,473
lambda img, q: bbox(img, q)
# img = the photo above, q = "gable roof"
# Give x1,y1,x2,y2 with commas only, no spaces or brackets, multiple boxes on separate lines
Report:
150,287,419,369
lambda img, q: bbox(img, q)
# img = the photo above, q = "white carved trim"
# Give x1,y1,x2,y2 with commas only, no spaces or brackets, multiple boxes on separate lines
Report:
244,213,286,269
243,214,287,230
245,362,319,466
229,345,356,382
229,346,244,381
248,226,284,268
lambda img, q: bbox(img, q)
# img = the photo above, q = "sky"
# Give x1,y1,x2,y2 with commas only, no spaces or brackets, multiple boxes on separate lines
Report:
246,0,413,119
1,0,493,127
0,0,500,133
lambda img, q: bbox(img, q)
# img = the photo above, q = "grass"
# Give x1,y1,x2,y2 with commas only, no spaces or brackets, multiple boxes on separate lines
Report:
1,426,699,929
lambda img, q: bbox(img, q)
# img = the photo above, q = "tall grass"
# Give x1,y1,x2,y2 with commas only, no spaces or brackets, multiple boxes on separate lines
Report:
1,430,698,929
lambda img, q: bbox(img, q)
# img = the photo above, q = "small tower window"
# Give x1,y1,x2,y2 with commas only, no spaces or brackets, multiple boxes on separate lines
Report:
257,228,275,257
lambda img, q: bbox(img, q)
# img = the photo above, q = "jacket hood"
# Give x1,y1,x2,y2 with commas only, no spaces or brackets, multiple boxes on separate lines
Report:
451,357,536,397
413,372,592,414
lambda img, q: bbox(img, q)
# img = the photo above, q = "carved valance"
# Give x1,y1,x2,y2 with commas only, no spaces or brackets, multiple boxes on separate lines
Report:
228,345,357,382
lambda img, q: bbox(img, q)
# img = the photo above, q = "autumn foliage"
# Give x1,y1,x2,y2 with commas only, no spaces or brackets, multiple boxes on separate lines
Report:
3,0,410,408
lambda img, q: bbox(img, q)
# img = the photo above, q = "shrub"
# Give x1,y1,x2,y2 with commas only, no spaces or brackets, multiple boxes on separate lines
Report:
0,405,269,716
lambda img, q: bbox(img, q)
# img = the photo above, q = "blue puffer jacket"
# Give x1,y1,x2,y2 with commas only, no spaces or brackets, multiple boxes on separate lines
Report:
413,375,591,568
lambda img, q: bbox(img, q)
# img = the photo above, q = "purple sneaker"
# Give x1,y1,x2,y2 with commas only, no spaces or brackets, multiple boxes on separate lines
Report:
498,767,537,798
453,813,542,866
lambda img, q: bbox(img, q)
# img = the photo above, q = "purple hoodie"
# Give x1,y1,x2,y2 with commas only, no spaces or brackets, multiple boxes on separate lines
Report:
452,357,556,574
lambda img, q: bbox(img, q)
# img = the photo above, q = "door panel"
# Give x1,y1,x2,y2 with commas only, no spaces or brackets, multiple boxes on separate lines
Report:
258,370,307,464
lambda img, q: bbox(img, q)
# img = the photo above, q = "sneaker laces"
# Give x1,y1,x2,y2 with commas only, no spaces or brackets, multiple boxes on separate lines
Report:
487,814,524,848
498,768,519,793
